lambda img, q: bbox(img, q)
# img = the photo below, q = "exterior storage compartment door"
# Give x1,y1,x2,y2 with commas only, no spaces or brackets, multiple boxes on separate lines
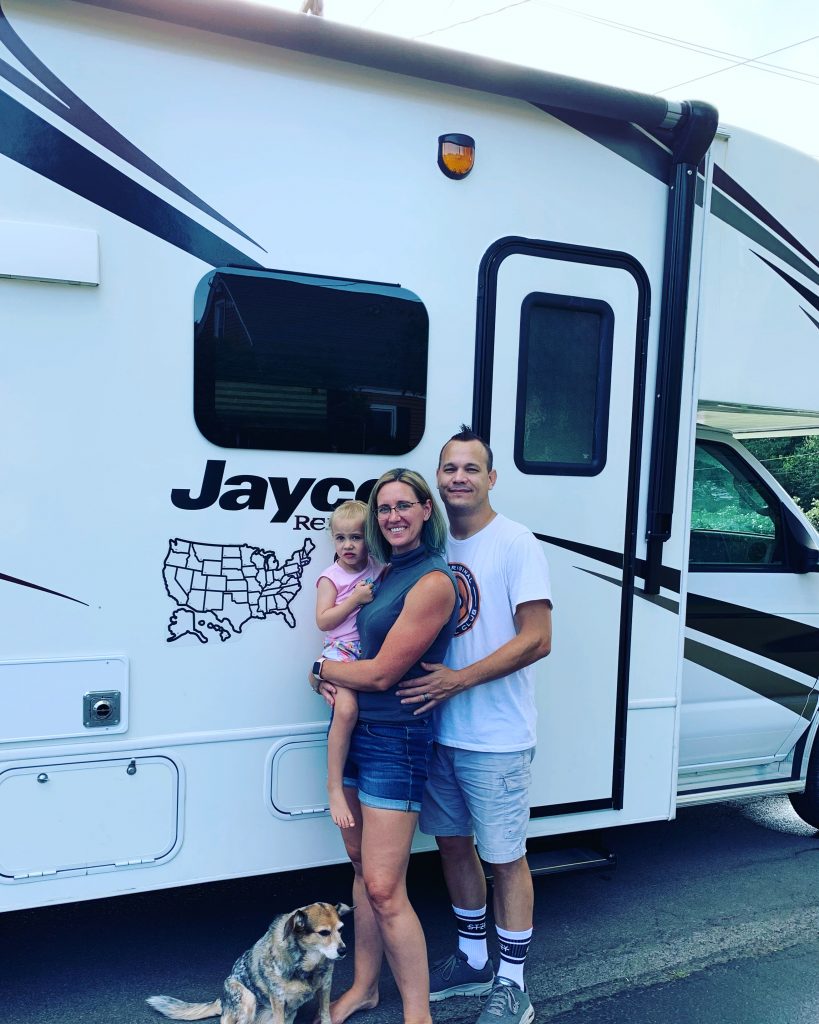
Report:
268,735,330,818
475,238,650,816
0,755,181,880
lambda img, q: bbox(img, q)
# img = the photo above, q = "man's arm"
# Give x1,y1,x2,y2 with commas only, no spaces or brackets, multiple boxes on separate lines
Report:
396,599,552,713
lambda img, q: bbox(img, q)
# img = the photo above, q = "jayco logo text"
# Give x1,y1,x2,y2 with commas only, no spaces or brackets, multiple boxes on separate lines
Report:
171,460,376,528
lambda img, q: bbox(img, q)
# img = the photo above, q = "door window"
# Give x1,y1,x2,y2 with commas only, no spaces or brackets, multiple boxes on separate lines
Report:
690,442,783,568
514,292,613,475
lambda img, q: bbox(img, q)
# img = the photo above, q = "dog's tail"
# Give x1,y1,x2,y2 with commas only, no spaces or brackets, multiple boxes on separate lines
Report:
146,995,222,1020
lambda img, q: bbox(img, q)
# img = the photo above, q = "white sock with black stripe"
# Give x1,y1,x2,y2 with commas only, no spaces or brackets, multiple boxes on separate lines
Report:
453,904,488,969
496,925,532,989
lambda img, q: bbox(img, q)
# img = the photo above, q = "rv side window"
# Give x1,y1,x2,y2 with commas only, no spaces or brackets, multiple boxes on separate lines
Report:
193,268,429,455
689,441,784,569
514,293,613,475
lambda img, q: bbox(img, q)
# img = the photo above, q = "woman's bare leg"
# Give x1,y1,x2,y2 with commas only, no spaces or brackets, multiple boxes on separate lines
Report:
327,691,359,829
360,805,431,1024
329,787,381,1024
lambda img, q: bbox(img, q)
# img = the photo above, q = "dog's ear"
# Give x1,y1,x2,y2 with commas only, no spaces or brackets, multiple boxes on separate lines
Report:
335,902,354,918
286,909,310,936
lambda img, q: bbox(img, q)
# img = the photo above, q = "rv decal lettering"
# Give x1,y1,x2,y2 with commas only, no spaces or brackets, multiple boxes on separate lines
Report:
293,516,332,531
171,462,375,524
220,475,271,511
163,537,316,643
171,460,227,510
266,477,316,522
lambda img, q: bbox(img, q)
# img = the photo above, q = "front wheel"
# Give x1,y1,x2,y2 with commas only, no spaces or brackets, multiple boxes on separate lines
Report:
789,737,819,829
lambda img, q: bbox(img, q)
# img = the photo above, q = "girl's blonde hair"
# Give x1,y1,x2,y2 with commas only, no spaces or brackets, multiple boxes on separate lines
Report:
328,499,369,534
364,468,448,563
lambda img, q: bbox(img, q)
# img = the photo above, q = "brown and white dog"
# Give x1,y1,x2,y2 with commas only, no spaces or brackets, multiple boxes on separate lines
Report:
147,902,352,1024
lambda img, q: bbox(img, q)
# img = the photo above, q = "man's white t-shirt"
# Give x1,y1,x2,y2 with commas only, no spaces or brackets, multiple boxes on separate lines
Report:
433,514,552,753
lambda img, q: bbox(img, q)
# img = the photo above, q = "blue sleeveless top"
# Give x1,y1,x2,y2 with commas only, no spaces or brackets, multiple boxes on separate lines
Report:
356,544,458,724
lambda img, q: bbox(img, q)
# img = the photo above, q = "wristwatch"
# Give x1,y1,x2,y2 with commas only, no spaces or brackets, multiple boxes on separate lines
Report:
312,658,326,680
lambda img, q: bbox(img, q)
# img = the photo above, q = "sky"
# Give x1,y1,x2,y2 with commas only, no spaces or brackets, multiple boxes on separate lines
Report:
269,0,819,159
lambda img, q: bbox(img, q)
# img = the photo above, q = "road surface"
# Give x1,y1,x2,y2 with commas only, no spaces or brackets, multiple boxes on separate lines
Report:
2,795,818,1024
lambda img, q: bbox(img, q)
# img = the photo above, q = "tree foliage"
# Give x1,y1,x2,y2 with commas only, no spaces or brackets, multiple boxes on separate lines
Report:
744,435,819,528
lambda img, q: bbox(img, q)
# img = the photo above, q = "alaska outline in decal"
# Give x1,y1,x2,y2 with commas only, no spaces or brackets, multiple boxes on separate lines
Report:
163,537,315,643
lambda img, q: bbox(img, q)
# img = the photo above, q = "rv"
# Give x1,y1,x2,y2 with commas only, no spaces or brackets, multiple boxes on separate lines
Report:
1,0,817,912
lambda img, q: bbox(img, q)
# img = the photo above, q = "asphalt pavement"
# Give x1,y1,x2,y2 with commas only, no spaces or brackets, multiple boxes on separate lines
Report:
2,796,819,1024
547,937,819,1024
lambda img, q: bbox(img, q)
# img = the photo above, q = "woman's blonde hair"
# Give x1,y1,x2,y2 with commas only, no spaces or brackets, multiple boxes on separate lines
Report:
364,468,448,562
328,499,368,535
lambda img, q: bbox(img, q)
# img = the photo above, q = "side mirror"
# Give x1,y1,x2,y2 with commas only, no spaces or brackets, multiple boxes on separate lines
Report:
783,506,819,573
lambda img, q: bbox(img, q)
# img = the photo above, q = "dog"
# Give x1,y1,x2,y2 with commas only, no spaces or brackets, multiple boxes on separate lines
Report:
147,901,352,1024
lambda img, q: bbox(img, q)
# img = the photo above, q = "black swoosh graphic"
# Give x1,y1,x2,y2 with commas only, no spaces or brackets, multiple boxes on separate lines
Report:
0,572,89,606
535,106,819,301
685,638,813,719
0,90,258,269
711,192,819,293
0,3,262,251
802,307,819,330
536,534,819,681
573,567,817,712
752,251,819,320
534,533,683,593
713,164,819,274
687,593,819,680
577,567,680,614
534,105,672,184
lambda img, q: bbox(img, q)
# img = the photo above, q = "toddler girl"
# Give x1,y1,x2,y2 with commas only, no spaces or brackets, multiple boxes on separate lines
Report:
315,500,382,828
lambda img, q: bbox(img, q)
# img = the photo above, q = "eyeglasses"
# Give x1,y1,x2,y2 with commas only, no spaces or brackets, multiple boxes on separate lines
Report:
376,500,422,518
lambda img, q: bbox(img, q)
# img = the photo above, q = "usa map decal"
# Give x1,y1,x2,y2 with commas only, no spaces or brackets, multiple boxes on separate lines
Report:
163,538,315,643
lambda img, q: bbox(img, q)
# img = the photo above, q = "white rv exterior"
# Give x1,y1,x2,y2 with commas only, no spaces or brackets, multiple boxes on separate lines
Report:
0,0,817,912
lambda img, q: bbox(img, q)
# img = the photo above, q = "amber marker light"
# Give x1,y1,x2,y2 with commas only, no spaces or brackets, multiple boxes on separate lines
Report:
438,133,475,179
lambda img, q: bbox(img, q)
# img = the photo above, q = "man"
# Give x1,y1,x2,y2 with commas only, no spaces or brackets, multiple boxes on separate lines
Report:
397,425,552,1024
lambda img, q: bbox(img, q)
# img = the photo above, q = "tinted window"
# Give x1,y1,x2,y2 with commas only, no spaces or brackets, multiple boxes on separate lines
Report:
194,268,429,454
514,292,613,475
690,441,783,568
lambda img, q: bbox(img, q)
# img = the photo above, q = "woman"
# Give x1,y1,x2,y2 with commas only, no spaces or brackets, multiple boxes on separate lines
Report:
310,468,459,1024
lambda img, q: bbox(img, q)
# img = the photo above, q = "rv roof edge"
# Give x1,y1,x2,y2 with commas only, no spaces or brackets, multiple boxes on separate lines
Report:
76,0,678,131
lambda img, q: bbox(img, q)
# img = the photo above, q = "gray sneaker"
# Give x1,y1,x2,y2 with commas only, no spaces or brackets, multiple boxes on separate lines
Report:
476,978,534,1024
429,950,494,1001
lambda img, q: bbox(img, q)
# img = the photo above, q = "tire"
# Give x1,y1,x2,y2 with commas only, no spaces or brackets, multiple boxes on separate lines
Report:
789,736,819,829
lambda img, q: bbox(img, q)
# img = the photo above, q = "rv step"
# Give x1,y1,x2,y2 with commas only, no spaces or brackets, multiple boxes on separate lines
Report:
485,836,615,879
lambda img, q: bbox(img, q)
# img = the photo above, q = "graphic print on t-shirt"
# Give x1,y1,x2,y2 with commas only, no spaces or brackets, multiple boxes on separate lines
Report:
449,562,480,636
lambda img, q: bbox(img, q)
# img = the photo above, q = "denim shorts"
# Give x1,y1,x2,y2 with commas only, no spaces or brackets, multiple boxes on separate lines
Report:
343,718,433,813
419,743,534,863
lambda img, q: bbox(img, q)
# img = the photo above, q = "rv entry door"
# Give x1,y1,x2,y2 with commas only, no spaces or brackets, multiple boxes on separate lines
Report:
475,238,650,817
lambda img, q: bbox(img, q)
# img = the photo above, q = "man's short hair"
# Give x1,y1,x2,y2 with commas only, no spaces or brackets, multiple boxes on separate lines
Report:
438,424,494,472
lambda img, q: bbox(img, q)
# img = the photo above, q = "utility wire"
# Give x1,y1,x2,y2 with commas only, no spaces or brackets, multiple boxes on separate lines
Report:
407,0,819,91
658,33,819,92
534,1,819,87
361,0,391,26
414,0,534,39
